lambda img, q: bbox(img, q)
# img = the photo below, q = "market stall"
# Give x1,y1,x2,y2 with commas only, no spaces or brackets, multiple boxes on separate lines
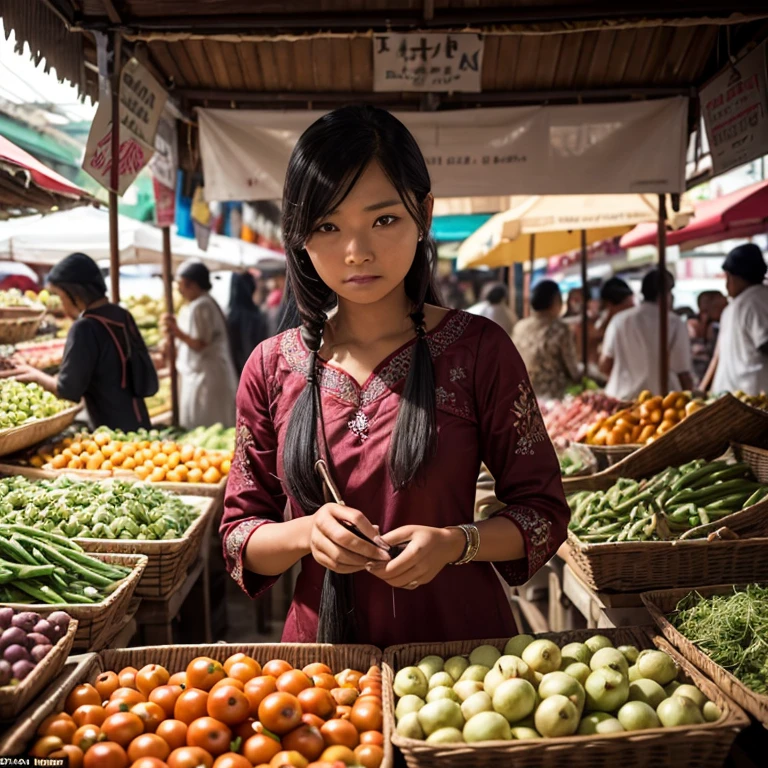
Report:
1,0,768,766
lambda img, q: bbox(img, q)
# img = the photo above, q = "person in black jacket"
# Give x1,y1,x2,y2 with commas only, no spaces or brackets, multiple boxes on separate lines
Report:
227,271,267,375
15,252,158,431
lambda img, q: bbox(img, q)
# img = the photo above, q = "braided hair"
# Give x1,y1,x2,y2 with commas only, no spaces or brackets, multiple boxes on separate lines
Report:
280,106,443,641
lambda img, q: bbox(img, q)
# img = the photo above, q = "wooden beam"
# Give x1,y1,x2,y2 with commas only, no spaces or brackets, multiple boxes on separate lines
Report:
109,32,121,305
99,0,122,24
657,194,669,396
423,0,435,22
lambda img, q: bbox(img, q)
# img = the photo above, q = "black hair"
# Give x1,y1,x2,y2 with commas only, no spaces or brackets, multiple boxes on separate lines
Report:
280,105,442,642
531,280,562,312
600,277,633,306
50,281,105,308
482,282,508,305
178,260,212,291
229,271,257,311
641,268,675,303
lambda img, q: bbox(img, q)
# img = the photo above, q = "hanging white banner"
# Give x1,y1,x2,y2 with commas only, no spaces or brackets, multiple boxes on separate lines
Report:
198,97,689,202
699,40,768,176
372,32,484,92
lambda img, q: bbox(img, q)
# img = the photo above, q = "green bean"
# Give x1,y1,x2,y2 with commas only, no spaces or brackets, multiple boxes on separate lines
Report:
744,487,768,508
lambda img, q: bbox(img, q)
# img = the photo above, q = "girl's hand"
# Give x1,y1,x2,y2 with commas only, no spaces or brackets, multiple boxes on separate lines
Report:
308,503,390,574
12,365,46,386
372,525,465,589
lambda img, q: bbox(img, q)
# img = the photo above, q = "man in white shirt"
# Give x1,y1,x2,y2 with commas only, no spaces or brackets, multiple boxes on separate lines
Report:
599,269,694,399
707,243,768,395
467,282,517,335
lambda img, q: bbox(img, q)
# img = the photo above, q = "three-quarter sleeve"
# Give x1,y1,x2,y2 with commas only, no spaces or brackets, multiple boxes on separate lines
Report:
473,320,570,584
221,343,287,598
57,320,99,403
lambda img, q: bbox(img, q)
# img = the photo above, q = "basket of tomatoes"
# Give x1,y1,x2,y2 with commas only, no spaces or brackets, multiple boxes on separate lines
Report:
4,644,391,768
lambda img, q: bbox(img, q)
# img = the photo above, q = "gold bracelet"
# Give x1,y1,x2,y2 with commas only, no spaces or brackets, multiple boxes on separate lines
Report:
449,524,480,565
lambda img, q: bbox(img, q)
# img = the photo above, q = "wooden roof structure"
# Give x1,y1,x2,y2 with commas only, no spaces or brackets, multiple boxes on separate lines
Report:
3,1,768,114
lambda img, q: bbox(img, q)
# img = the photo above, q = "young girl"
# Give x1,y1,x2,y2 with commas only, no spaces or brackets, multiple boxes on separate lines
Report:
221,106,569,647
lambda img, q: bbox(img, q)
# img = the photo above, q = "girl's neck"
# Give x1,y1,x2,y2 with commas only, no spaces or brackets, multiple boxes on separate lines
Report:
331,287,414,345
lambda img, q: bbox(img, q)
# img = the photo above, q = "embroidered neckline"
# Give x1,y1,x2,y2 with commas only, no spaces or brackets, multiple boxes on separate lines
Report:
280,310,472,407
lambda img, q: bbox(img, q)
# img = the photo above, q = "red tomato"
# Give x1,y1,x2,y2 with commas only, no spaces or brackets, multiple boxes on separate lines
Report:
206,685,250,726
136,665,171,697
212,754,251,768
127,734,171,763
83,742,129,768
167,747,214,768
102,712,144,748
149,686,185,719
258,693,302,736
66,684,102,714
186,717,232,757
155,720,187,752
174,689,209,725
244,677,278,718
281,725,324,762
242,734,282,766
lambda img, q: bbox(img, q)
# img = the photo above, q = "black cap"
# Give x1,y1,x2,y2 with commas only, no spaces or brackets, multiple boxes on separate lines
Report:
177,259,212,291
47,252,107,293
722,243,767,285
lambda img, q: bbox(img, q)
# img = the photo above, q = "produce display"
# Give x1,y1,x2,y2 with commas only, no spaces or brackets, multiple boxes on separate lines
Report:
0,608,72,685
35,430,232,485
733,391,768,411
146,378,172,419
28,653,385,768
124,295,164,350
178,425,236,452
672,585,768,696
0,524,132,605
540,392,625,445
393,635,720,744
568,459,768,543
0,475,199,540
557,444,596,478
12,338,67,371
0,380,73,429
0,289,45,311
582,390,706,447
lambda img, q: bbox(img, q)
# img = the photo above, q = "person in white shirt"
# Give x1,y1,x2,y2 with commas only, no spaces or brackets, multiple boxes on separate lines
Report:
599,268,694,400
467,282,517,335
705,243,768,396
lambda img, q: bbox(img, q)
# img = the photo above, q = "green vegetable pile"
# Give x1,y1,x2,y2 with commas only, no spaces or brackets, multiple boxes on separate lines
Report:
0,476,199,541
568,459,768,543
0,380,72,429
0,524,132,605
93,423,234,451
672,585,768,695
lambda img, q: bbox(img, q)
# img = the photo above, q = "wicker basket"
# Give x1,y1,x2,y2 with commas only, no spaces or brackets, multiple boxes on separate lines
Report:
0,619,77,721
384,628,748,768
2,553,147,652
75,495,218,598
642,583,768,727
0,308,45,344
588,443,641,470
0,644,391,766
0,404,81,459
732,443,768,483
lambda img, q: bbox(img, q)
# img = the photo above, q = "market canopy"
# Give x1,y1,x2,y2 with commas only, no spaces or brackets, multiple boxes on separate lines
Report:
456,194,691,270
0,207,284,270
620,180,768,250
0,134,93,219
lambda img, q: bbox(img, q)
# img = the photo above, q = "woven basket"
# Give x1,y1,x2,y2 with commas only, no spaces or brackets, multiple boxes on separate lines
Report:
0,644,391,766
0,619,77,721
588,443,641,470
384,627,747,768
0,404,81,459
75,496,217,598
732,443,768,483
0,308,44,344
642,583,768,727
2,553,147,652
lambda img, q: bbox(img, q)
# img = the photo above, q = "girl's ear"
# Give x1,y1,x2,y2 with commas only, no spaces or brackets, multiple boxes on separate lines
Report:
423,193,434,235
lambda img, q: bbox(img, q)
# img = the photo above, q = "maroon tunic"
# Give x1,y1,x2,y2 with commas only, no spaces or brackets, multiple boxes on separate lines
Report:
221,310,569,647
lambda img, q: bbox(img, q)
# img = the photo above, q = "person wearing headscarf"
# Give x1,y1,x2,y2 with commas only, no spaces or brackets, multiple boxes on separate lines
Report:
227,271,268,375
704,244,768,395
14,252,158,431
164,260,238,429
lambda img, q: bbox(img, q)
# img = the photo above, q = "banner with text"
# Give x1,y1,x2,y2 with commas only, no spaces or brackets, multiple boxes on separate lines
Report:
198,97,689,202
151,113,178,227
83,58,168,195
372,32,483,92
700,40,768,176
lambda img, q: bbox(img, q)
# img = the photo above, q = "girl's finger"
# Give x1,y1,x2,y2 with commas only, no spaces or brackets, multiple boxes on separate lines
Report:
312,535,370,570
328,505,390,552
319,515,389,562
379,563,428,589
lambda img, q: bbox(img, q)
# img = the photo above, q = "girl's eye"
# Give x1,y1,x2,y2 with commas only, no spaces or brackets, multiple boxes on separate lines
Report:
315,222,338,233
374,215,399,227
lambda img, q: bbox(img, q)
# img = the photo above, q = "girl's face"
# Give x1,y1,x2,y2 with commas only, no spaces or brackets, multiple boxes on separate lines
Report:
50,285,80,320
303,161,427,306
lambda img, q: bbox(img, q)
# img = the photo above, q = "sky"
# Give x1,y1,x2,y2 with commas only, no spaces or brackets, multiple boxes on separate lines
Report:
0,20,96,124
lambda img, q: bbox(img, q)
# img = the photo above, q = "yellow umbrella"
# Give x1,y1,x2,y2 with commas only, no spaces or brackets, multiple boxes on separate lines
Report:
456,194,688,270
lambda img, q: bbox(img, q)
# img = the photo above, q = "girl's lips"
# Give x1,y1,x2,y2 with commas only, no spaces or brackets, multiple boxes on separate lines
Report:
345,276,381,284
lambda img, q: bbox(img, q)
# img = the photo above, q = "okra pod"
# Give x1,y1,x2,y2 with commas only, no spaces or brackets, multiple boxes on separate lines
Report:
614,491,654,515
0,524,82,552
13,579,66,605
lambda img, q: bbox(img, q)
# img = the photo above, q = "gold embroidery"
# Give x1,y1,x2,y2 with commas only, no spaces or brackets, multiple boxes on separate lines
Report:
224,518,265,589
511,382,547,455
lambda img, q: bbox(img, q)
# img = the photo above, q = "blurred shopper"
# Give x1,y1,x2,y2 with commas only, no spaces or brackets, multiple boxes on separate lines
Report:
467,281,517,335
227,271,268,375
15,252,158,431
598,277,635,328
600,268,693,399
705,244,768,395
165,260,238,429
688,290,727,385
512,280,580,398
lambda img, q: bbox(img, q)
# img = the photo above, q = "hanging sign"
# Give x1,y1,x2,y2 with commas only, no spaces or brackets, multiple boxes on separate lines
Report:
151,113,178,227
699,40,768,176
83,58,168,195
198,97,689,201
373,32,483,92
